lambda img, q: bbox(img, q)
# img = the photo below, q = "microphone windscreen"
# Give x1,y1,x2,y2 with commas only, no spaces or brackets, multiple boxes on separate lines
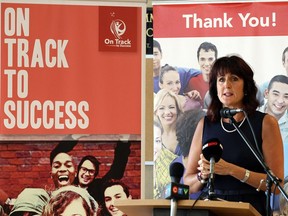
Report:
202,138,223,162
219,107,229,118
169,162,184,183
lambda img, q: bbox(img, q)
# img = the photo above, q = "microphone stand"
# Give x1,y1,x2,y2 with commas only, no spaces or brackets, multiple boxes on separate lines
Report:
170,198,177,216
205,157,226,201
208,157,216,200
228,115,288,216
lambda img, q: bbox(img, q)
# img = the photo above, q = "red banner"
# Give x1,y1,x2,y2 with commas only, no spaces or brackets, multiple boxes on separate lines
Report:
154,2,288,37
1,2,143,135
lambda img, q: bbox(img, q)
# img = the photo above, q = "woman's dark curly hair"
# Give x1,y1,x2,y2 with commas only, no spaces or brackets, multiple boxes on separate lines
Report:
207,55,259,122
176,109,206,157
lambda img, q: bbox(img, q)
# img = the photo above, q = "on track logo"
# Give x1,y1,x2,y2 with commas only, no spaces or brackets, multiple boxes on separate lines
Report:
110,19,126,39
105,16,131,48
99,6,137,52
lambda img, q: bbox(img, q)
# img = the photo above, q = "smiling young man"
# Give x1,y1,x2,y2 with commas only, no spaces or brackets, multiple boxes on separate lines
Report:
187,42,218,107
263,75,288,121
99,179,132,216
50,152,76,188
261,75,288,177
49,136,78,189
74,155,100,189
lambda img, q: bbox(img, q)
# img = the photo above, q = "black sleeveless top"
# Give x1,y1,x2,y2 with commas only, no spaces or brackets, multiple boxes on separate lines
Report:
203,111,267,215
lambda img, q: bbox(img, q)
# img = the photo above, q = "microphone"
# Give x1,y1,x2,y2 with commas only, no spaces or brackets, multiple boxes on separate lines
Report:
165,162,189,216
220,107,243,118
170,161,184,184
202,138,223,163
202,138,223,199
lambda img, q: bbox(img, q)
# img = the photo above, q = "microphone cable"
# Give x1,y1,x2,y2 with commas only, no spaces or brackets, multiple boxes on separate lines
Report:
189,187,209,210
243,110,264,161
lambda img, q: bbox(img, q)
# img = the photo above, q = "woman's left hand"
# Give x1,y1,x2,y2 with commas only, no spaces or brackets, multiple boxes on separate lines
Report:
214,158,231,175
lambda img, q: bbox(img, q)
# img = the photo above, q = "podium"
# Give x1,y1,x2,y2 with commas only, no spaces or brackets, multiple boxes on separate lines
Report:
115,199,261,216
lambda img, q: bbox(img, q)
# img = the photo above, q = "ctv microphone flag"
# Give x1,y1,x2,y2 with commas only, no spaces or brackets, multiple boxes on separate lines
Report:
165,182,189,200
165,162,190,200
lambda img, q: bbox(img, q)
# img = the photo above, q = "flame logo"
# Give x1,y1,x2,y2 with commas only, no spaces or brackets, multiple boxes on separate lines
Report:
110,19,126,39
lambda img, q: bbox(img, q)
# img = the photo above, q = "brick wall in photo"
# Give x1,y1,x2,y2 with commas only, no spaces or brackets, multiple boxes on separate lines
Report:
0,140,141,199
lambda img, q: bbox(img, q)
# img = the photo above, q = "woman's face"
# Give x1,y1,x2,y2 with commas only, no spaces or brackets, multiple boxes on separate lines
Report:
160,70,181,95
156,95,178,127
216,73,244,108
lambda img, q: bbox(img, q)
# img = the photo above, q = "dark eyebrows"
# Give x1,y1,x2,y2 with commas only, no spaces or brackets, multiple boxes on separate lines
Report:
52,161,61,166
52,160,73,166
271,89,280,94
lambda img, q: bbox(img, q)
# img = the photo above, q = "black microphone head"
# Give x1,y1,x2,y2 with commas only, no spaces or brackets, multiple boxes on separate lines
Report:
220,107,229,117
202,138,223,162
220,107,243,118
169,162,184,183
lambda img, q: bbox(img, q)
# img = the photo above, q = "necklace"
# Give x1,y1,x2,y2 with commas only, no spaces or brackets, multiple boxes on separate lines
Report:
220,116,246,133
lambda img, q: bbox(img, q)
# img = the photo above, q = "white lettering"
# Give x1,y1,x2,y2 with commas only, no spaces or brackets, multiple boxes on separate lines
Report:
4,69,16,98
3,100,89,129
182,13,233,28
17,70,28,98
238,13,274,28
4,7,29,36
31,39,44,67
4,38,69,68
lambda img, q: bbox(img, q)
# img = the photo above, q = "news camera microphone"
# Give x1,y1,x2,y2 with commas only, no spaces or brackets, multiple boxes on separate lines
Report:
165,162,189,216
170,161,184,184
202,138,223,199
220,107,243,118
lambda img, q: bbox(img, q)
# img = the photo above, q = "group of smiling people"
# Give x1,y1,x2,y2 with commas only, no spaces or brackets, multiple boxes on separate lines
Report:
1,136,131,216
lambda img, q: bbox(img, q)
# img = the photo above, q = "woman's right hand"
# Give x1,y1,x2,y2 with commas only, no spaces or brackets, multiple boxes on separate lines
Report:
197,154,210,180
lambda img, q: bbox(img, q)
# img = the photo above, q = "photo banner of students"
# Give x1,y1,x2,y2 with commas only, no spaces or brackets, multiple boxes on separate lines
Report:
1,1,145,136
153,1,288,199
